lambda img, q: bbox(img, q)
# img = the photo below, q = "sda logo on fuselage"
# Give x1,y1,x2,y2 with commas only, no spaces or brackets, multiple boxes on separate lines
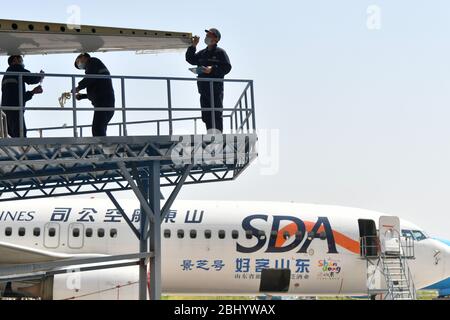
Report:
237,215,339,254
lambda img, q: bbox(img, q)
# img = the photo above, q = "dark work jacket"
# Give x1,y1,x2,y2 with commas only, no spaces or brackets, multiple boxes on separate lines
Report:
186,45,232,95
78,57,115,108
1,65,41,109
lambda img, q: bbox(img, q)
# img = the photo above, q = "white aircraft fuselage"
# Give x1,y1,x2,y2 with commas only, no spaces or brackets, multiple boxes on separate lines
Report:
0,198,448,300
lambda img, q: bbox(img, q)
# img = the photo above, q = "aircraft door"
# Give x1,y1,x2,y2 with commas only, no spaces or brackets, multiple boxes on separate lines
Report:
379,216,401,255
68,223,85,249
44,223,60,249
358,219,378,257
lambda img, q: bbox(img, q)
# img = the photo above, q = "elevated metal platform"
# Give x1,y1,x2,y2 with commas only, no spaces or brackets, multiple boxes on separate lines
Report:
0,71,257,300
0,134,256,201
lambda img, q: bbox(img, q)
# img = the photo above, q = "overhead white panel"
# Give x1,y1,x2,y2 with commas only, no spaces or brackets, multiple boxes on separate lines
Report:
0,19,192,56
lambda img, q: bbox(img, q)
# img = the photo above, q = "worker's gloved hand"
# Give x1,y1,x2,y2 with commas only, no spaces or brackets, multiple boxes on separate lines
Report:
39,70,45,81
192,36,200,47
202,66,213,74
75,93,84,101
32,85,43,95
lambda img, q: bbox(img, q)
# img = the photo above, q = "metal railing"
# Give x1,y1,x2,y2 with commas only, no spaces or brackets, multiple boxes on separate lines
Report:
360,235,415,259
362,233,417,300
0,72,256,138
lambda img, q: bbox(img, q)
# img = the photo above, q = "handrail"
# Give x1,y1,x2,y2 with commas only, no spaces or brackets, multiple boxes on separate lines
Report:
360,230,416,299
362,233,417,300
0,71,256,138
0,71,253,83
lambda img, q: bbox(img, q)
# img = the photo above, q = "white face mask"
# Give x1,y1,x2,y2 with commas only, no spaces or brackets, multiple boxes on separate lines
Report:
77,62,86,70
205,37,214,46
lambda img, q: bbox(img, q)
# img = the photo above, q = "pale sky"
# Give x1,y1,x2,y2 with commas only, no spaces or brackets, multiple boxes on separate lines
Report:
2,0,450,238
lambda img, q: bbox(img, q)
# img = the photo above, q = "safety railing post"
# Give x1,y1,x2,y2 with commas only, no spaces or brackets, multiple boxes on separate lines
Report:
18,74,24,138
121,78,128,137
0,109,6,138
209,81,216,131
71,76,78,138
250,81,256,132
244,91,250,133
234,108,238,133
167,79,173,135
239,101,244,133
230,114,233,133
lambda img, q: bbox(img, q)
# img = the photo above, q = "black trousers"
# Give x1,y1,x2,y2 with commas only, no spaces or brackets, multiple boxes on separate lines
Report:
92,110,115,137
200,91,224,133
4,110,26,138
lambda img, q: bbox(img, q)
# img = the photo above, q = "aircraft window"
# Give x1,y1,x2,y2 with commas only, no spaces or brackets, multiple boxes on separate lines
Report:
178,230,185,239
110,229,118,239
319,232,327,240
33,228,41,237
402,229,427,241
246,230,253,240
219,230,226,240
19,228,26,237
190,230,197,239
86,228,93,238
72,228,80,238
232,230,239,240
307,232,316,240
411,230,427,242
283,232,291,241
258,231,266,239
98,229,105,238
402,230,413,239
164,230,171,239
49,228,56,238
204,230,212,239
5,227,12,237
295,231,303,239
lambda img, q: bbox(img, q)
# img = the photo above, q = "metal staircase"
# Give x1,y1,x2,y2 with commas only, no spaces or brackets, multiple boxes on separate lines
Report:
362,225,417,300
381,248,416,300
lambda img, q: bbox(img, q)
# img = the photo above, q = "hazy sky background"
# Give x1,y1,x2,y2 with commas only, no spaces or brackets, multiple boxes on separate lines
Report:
2,0,450,238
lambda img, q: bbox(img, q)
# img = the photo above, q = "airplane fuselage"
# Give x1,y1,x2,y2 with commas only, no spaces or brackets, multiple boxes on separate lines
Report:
0,198,448,300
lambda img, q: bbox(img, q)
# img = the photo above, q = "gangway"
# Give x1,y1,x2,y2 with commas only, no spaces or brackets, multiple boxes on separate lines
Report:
361,217,417,300
0,70,258,300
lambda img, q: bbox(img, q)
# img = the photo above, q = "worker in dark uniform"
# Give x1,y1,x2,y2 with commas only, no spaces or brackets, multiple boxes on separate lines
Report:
74,53,115,137
1,55,44,138
186,28,232,133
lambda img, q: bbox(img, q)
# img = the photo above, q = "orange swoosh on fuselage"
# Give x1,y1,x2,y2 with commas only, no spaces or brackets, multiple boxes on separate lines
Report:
275,221,360,254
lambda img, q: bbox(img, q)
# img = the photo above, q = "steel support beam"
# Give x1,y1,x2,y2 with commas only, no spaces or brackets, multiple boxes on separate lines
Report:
106,191,141,240
149,160,162,300
117,162,155,224
139,176,150,301
160,164,193,223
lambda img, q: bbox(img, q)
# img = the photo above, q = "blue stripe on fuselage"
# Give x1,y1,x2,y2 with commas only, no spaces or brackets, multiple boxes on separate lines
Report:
426,239,450,297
